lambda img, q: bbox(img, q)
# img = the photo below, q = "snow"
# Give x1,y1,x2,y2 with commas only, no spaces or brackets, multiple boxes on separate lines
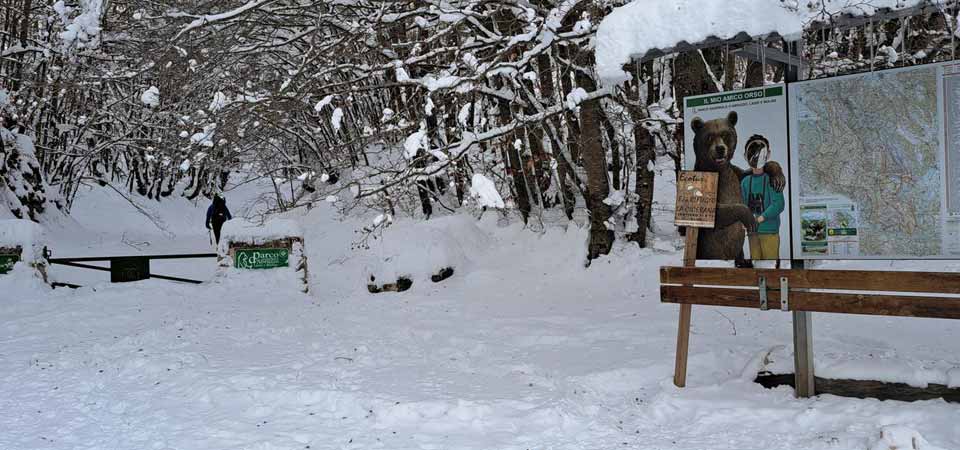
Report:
468,174,505,209
881,45,900,64
603,190,626,207
424,75,460,92
3,158,960,449
565,87,589,110
313,94,334,113
0,219,44,262
209,91,227,111
458,103,472,126
381,108,395,122
331,107,344,131
403,127,428,159
190,123,217,147
56,0,104,51
871,425,947,450
219,218,303,250
175,0,269,39
596,0,926,85
395,65,410,82
140,86,160,107
372,213,391,227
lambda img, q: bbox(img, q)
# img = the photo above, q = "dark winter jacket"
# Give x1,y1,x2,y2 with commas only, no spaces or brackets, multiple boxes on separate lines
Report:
205,196,232,229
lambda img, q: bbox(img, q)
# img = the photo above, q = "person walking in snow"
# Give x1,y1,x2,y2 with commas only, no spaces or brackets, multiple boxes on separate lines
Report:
206,194,232,245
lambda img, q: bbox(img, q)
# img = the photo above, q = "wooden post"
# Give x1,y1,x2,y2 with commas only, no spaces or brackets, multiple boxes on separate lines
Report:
792,259,815,397
674,227,699,387
784,40,814,398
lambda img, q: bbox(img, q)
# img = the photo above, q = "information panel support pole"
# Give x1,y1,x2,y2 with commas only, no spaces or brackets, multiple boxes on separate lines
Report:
674,228,699,387
785,39,815,398
792,261,816,397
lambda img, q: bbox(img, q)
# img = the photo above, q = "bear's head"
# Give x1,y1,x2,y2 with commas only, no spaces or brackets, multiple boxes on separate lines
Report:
691,111,738,171
744,134,770,169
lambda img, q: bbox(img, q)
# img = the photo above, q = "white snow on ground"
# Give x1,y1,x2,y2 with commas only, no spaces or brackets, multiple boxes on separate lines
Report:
2,159,960,449
596,0,926,85
871,425,948,450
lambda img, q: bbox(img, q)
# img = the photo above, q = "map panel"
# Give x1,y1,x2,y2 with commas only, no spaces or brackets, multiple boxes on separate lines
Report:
790,64,946,258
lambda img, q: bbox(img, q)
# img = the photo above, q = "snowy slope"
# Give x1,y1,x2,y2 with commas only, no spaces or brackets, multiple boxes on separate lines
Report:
2,159,960,450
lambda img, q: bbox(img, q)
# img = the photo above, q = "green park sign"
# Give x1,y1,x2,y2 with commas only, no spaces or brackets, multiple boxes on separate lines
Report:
685,86,783,108
234,248,289,270
0,254,19,274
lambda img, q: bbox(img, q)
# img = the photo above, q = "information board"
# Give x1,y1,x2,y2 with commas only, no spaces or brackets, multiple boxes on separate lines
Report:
683,84,791,260
789,61,960,259
235,248,289,270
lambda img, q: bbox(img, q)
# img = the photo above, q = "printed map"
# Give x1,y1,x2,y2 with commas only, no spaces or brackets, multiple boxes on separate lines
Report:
793,65,941,257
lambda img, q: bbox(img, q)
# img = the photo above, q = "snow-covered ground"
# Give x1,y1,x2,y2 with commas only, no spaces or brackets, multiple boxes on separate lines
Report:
3,167,960,449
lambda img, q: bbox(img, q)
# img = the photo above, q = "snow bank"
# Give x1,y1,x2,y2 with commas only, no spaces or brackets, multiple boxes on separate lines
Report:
361,214,490,287
819,358,959,389
218,218,303,254
0,261,51,293
596,0,926,85
758,341,960,389
299,203,495,293
0,219,45,262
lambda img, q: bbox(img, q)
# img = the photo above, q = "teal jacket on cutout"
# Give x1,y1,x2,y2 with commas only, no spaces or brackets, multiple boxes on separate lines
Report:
740,173,784,234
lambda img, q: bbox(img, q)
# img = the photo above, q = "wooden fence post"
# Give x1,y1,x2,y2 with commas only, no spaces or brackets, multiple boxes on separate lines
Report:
674,228,699,387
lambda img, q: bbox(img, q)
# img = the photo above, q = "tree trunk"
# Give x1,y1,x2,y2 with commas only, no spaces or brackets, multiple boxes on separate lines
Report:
628,61,657,247
573,59,613,259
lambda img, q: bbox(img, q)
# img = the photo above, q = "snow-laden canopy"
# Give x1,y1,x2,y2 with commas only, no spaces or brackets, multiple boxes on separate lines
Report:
596,0,928,85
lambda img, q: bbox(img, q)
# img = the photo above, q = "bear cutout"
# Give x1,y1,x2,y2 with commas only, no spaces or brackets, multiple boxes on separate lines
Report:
690,111,785,261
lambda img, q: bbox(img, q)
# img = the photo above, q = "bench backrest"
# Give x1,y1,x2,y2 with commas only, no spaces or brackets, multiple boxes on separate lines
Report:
660,267,960,320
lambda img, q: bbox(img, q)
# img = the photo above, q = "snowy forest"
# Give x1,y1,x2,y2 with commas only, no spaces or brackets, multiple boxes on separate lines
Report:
3,0,960,258
6,2,960,449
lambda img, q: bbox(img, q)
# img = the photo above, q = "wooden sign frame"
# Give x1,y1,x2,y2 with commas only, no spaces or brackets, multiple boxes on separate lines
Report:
674,171,718,228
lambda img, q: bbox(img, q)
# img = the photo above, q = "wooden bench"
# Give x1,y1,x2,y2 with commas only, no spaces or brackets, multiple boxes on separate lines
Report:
661,267,960,319
660,266,960,397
